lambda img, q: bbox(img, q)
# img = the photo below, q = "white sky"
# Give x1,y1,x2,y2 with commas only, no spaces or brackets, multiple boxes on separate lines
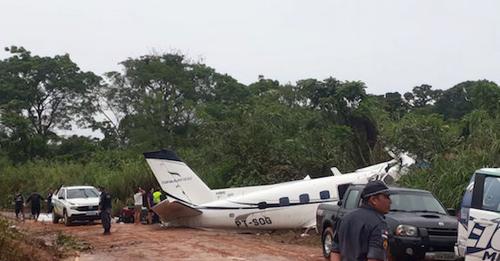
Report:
1,0,499,95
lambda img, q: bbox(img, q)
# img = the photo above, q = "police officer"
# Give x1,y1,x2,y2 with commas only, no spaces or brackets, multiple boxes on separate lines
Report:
331,180,392,261
14,191,25,221
26,191,44,221
98,186,112,235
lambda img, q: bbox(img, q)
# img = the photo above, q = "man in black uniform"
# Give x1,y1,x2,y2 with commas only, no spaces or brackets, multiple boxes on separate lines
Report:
98,186,112,235
14,191,25,221
26,192,44,221
331,180,392,261
46,189,54,213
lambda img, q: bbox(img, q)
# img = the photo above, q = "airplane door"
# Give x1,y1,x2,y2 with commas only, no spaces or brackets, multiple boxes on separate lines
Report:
465,174,500,261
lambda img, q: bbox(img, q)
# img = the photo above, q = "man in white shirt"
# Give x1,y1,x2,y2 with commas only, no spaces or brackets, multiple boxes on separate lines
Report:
133,187,144,224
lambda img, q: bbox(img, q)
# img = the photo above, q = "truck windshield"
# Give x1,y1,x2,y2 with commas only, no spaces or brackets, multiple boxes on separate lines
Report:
67,188,99,199
390,192,447,214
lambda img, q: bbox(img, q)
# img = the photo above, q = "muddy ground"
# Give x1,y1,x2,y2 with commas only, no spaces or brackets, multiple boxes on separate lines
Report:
1,212,324,261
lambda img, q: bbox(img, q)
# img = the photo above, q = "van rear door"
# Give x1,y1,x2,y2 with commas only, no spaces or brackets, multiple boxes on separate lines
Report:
465,173,500,261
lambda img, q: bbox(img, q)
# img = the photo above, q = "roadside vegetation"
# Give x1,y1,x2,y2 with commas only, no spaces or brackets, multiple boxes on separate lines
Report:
0,215,87,261
0,46,499,211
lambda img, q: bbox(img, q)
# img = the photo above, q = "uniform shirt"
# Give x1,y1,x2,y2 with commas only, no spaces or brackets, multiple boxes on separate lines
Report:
332,204,389,261
26,193,43,207
14,194,24,207
47,193,53,204
99,191,112,210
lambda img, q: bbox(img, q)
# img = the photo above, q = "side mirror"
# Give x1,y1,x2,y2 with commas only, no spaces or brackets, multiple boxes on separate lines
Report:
337,201,343,206
447,208,456,216
58,196,64,200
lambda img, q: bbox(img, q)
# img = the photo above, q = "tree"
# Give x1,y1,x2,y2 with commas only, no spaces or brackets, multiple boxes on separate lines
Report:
383,92,407,120
404,84,442,110
434,80,499,119
102,52,247,150
388,113,459,161
0,46,101,161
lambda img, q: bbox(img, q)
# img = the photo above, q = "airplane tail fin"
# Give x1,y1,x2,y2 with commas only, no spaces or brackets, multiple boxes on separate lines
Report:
144,149,215,206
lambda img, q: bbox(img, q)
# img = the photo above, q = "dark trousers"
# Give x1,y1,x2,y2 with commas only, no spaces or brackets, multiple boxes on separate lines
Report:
31,205,40,218
100,208,112,233
15,204,24,219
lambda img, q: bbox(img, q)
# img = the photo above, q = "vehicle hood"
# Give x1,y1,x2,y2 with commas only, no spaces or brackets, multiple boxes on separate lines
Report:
386,212,458,230
66,198,99,206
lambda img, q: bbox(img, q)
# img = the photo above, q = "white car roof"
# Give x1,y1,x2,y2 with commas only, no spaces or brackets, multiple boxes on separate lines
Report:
62,186,97,190
477,168,500,177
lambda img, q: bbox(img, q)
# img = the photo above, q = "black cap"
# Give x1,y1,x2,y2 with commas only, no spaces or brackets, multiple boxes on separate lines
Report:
361,180,392,199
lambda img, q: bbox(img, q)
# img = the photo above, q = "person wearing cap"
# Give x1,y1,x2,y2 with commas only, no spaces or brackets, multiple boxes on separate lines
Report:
330,180,392,261
98,186,112,235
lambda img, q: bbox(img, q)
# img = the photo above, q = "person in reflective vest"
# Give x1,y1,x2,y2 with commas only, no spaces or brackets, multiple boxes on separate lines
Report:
152,188,163,223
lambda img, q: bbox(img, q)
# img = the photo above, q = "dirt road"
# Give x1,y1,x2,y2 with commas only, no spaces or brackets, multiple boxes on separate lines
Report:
3,213,324,261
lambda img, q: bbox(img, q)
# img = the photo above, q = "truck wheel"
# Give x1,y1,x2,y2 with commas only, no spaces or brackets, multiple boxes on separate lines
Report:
52,213,60,224
322,226,335,258
63,210,72,226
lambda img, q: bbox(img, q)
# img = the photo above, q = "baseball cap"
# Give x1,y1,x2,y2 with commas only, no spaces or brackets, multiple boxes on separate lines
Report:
361,180,393,199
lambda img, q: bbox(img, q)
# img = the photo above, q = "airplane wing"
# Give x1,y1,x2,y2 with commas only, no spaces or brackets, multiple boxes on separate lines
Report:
152,200,202,222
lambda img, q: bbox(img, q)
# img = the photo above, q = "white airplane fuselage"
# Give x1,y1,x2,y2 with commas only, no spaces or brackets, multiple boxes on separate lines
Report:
144,149,414,230
172,173,370,229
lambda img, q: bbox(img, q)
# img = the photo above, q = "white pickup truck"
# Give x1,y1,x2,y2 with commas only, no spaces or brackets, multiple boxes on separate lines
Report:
52,186,101,226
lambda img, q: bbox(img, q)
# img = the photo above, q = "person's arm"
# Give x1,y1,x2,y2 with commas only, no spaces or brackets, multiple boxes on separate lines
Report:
366,223,388,261
330,221,342,261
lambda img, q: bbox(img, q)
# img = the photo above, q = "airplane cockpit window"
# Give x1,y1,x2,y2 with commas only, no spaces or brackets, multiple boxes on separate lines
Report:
320,190,330,200
279,197,290,206
299,194,310,203
258,201,268,209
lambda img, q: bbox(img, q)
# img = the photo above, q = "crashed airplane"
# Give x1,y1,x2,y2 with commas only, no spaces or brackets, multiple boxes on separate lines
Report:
144,149,414,230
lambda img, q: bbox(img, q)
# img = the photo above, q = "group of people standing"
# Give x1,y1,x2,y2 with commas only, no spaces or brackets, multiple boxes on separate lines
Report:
133,187,164,224
12,185,164,236
14,190,54,221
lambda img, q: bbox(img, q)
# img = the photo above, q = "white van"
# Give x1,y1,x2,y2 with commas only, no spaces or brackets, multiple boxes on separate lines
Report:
456,168,500,261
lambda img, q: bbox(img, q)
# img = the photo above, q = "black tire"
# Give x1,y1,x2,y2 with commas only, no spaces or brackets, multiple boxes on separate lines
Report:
63,210,72,226
322,226,335,258
52,213,60,224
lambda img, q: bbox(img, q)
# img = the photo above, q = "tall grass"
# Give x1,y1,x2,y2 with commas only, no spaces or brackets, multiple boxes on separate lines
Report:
0,150,157,212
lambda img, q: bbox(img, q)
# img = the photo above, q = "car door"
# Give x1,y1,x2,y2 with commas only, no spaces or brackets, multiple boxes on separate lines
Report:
53,188,65,215
338,188,361,219
465,174,500,261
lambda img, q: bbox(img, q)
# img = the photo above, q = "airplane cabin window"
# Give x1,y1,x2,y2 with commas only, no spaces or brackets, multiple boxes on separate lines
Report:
299,194,310,203
279,197,290,206
320,190,330,200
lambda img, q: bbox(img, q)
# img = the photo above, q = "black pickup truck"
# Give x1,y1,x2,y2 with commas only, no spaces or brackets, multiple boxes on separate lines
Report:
316,184,459,260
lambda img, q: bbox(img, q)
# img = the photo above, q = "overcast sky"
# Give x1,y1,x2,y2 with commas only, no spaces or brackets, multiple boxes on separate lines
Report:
1,0,499,96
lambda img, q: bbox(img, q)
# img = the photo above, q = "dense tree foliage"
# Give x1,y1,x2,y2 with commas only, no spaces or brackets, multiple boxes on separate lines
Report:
0,46,101,162
1,47,499,210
